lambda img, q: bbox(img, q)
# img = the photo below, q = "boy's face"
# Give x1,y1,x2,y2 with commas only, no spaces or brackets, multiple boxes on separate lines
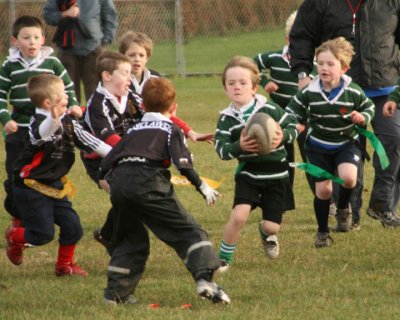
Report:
224,66,257,109
105,62,132,97
124,42,149,78
12,27,45,60
317,50,347,89
47,82,68,112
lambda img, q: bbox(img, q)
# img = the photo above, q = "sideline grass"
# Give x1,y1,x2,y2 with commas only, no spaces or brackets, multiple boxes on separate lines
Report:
1,76,400,319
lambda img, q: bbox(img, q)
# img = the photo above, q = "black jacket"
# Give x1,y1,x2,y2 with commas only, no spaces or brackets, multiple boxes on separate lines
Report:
289,0,400,88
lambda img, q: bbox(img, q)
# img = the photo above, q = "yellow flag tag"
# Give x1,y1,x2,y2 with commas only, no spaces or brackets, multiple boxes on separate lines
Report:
171,175,225,189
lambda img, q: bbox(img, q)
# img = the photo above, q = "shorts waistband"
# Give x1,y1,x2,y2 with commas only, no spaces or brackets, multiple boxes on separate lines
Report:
118,156,166,168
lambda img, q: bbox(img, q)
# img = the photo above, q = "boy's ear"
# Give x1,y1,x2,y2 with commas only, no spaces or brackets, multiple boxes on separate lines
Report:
10,36,18,47
168,102,177,115
41,35,46,45
140,101,147,112
102,71,111,82
42,98,51,109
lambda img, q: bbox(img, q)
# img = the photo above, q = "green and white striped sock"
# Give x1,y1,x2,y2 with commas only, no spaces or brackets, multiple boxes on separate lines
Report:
219,240,236,265
259,222,268,241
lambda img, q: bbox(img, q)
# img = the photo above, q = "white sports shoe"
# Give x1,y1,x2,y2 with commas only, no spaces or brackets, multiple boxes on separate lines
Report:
196,279,231,304
217,261,230,273
261,235,280,259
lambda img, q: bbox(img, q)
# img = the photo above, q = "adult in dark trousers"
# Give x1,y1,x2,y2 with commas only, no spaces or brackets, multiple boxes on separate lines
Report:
289,0,400,228
43,0,117,103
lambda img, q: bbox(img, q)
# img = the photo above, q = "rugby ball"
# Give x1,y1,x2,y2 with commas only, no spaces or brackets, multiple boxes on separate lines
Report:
244,113,278,155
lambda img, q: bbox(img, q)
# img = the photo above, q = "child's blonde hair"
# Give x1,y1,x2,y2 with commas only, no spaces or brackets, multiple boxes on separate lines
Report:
142,78,176,113
118,31,154,58
285,11,297,36
221,56,260,88
27,74,63,107
96,50,131,82
316,37,355,69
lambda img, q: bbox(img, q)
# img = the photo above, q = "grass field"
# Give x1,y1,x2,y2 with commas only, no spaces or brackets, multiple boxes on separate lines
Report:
1,70,400,319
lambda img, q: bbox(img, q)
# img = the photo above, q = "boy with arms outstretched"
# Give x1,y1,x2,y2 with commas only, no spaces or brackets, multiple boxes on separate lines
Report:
99,77,230,304
6,74,111,275
215,56,299,271
0,15,80,230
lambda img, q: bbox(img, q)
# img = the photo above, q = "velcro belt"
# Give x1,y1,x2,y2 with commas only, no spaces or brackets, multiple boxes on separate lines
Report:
118,157,165,168
24,176,76,199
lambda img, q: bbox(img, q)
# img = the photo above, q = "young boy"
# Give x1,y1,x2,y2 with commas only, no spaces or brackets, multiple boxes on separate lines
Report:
5,74,111,275
99,77,230,304
215,56,299,271
118,30,213,143
86,50,208,249
286,37,375,247
253,11,315,187
0,15,80,230
80,50,143,249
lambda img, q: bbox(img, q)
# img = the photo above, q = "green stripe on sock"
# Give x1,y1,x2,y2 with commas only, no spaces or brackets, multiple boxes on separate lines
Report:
219,240,236,264
259,222,268,240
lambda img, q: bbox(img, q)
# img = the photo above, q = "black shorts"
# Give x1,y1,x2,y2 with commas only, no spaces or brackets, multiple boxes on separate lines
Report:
233,175,295,223
305,142,361,182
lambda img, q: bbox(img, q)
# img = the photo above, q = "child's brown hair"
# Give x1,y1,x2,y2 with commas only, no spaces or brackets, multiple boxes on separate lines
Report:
12,15,44,38
142,78,176,113
96,50,131,82
316,37,355,69
27,74,63,107
221,56,260,88
118,31,154,58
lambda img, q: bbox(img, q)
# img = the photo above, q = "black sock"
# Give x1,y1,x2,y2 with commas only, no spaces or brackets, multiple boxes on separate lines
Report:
314,197,330,232
337,186,354,210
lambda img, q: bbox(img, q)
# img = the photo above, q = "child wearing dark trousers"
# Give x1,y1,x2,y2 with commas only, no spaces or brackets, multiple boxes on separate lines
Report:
6,74,111,275
99,77,230,305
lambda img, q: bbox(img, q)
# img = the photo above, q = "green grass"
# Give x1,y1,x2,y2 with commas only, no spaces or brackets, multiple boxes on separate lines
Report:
148,29,285,75
1,76,400,320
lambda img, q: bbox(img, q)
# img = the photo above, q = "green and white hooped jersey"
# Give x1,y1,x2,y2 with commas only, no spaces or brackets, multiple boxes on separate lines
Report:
286,75,375,149
214,94,299,180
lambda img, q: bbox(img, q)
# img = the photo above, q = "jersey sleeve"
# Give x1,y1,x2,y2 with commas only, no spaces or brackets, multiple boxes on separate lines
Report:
0,62,12,126
70,118,112,156
254,52,272,88
214,115,242,160
169,125,202,187
84,98,119,144
170,115,192,135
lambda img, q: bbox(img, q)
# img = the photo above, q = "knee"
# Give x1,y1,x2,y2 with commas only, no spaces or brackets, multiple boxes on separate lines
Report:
316,188,332,200
261,220,280,235
28,230,54,246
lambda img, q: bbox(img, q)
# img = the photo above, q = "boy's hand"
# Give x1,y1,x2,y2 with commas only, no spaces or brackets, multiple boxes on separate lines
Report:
4,120,18,134
383,101,397,117
350,111,365,125
98,179,110,193
198,182,220,206
298,77,311,90
240,130,259,153
296,123,305,133
271,122,283,148
51,103,67,120
264,82,279,94
187,130,214,144
67,105,83,118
